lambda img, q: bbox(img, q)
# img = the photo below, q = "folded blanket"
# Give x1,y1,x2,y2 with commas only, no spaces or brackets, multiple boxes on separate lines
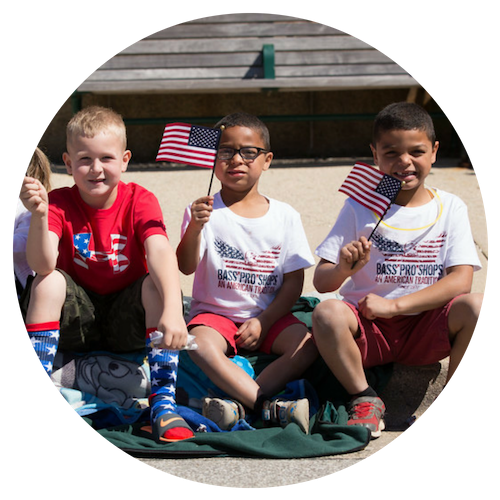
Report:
98,401,371,459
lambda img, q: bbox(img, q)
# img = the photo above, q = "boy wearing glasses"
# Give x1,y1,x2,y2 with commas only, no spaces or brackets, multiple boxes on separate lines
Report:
176,112,317,432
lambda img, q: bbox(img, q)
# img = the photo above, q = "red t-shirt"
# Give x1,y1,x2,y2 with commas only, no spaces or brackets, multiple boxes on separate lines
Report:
48,182,167,295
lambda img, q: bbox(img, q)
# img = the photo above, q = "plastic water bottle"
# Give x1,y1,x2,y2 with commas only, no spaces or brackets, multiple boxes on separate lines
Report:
148,330,198,350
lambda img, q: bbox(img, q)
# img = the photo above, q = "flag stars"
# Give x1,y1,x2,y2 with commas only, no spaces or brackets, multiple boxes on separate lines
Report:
46,345,57,357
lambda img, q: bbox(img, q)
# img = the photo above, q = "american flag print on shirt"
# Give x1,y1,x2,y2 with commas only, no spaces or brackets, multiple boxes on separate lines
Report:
156,123,221,168
339,162,402,218
214,238,281,273
372,231,447,264
73,233,130,273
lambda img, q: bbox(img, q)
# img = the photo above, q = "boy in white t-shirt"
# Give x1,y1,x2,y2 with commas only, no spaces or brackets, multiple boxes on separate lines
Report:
176,112,317,432
313,102,483,438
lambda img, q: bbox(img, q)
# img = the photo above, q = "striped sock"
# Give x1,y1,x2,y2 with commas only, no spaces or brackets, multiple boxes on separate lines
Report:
26,322,60,376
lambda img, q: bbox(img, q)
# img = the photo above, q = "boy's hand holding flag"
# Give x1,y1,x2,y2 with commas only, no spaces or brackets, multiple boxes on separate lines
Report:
339,162,403,269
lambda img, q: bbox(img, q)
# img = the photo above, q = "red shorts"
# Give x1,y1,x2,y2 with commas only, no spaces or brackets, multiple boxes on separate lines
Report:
187,312,306,355
344,298,456,369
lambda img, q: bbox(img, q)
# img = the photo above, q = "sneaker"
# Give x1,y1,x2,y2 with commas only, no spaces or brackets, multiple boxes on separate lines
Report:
202,397,245,430
262,398,309,434
347,396,386,439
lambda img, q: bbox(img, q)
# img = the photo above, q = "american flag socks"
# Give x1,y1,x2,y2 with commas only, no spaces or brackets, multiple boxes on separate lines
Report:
146,334,194,442
26,321,60,376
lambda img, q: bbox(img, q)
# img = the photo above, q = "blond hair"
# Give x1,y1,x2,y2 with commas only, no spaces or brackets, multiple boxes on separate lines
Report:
66,106,127,150
27,147,52,192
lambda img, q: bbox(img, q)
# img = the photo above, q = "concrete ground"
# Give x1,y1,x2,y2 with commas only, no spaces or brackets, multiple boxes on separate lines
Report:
49,159,487,488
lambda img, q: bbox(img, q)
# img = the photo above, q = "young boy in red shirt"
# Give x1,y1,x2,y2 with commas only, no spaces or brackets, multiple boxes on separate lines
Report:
20,106,193,442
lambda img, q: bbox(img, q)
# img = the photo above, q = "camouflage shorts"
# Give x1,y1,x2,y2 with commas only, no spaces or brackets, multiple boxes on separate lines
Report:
20,270,148,353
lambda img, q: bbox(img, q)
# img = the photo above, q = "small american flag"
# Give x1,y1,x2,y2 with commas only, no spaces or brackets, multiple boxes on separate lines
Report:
156,123,221,168
339,162,402,218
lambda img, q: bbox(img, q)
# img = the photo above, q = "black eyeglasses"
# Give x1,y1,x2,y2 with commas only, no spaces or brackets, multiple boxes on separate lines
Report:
217,147,269,161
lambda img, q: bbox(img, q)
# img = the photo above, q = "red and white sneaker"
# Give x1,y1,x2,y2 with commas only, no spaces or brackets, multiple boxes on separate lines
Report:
347,396,386,439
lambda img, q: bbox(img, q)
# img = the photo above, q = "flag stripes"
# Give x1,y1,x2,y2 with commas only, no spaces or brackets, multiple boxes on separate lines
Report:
156,122,221,168
339,162,402,218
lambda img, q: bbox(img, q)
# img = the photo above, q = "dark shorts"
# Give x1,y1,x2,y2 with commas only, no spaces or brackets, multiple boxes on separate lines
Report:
20,270,148,353
344,299,455,368
187,312,306,355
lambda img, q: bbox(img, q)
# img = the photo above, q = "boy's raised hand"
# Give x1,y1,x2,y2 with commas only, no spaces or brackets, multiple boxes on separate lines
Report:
339,236,372,272
20,176,48,216
190,195,214,229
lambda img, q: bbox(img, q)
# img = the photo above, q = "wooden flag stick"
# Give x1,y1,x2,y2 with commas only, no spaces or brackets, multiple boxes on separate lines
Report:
207,125,225,196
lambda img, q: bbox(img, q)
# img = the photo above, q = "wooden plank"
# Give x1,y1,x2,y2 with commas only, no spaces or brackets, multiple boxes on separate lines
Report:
148,14,313,29
101,49,390,70
119,36,371,55
91,65,406,87
276,63,407,77
78,74,417,94
101,52,263,70
277,50,393,65
87,62,404,83
86,67,264,81
145,21,343,39
182,14,305,23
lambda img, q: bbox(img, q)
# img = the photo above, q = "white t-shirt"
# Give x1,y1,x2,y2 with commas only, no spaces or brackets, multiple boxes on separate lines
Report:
315,187,481,307
182,191,315,322
13,199,34,288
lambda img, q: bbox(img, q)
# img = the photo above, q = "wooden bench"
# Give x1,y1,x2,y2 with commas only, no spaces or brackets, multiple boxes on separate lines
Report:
73,14,420,125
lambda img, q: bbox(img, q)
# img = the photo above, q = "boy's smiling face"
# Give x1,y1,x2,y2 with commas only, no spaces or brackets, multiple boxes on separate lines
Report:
63,131,131,209
370,128,439,205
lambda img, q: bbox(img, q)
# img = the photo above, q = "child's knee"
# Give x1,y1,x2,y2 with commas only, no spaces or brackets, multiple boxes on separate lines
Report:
449,292,483,334
188,328,225,359
312,299,359,346
455,292,482,318
313,299,349,331
25,271,67,322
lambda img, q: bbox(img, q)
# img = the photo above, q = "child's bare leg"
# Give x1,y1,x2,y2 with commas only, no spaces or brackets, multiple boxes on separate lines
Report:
312,299,368,395
25,271,66,323
188,325,261,409
255,324,317,397
141,275,165,329
447,293,483,382
25,271,66,375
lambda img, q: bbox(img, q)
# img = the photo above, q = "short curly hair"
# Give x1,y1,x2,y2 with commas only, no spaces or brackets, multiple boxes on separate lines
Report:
215,112,271,150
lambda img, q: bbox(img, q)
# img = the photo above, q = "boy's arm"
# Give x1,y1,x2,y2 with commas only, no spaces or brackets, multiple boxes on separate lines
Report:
358,264,474,319
176,196,213,275
145,234,188,349
313,237,371,293
20,177,59,275
236,268,305,351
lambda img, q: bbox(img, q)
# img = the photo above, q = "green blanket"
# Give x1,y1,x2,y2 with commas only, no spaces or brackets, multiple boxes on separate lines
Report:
76,296,393,458
98,401,370,458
